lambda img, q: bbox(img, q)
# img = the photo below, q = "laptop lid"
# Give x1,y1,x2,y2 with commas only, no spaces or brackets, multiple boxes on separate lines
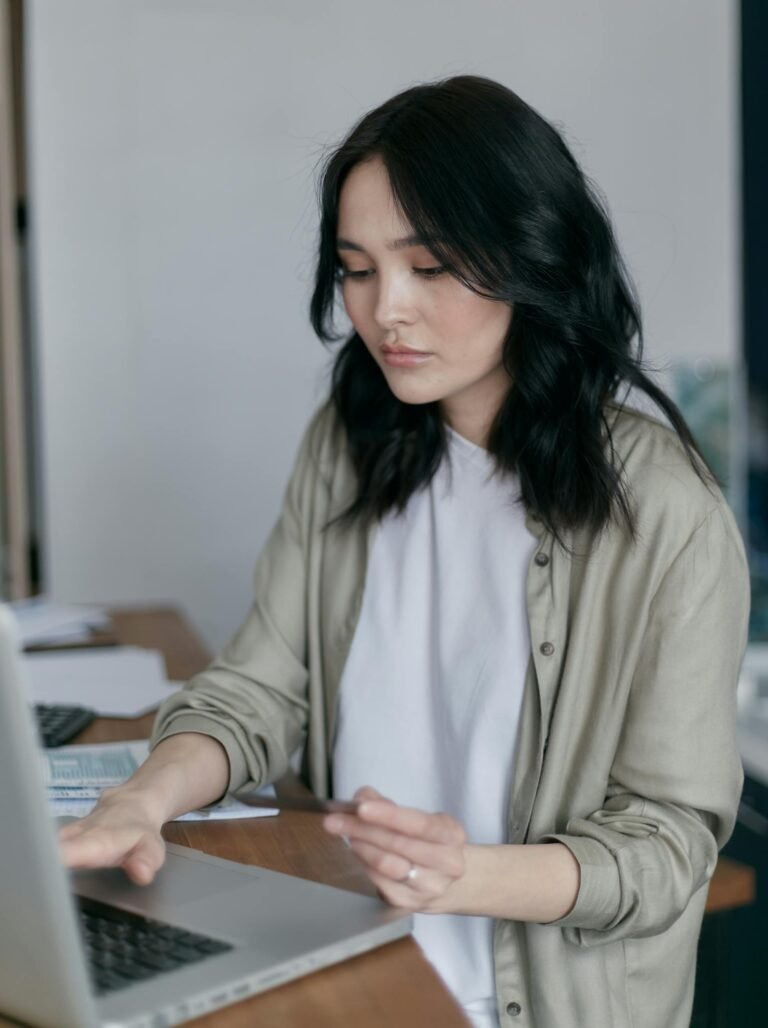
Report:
0,605,100,1028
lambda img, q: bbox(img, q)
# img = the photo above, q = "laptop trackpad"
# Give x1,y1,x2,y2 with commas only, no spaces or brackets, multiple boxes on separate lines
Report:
72,849,259,926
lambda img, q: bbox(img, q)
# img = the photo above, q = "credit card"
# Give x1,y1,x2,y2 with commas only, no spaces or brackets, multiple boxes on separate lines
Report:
234,790,360,815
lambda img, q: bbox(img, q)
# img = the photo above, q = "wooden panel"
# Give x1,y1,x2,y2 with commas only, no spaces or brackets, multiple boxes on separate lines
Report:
704,856,755,915
0,0,29,599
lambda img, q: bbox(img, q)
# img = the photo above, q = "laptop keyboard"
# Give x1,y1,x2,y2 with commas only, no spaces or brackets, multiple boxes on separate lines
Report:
77,896,234,995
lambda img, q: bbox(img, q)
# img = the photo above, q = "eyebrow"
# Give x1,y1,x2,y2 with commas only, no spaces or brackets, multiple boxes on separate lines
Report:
336,234,433,253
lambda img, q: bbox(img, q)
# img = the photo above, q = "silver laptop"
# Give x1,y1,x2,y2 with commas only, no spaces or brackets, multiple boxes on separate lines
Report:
0,605,412,1028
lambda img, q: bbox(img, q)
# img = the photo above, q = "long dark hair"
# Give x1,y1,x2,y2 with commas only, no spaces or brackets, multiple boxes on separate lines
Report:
309,75,712,541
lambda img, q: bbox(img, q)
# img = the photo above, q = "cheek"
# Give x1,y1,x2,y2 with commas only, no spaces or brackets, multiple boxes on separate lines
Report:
341,286,372,334
431,291,511,356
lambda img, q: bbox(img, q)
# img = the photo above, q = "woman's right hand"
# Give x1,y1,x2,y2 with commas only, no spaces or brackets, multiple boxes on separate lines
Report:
57,786,167,886
57,732,231,885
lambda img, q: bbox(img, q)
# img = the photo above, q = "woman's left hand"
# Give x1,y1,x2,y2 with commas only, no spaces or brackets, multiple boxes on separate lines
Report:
323,786,468,913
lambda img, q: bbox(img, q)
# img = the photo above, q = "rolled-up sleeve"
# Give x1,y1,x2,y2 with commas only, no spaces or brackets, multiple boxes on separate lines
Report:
149,408,329,795
538,504,750,944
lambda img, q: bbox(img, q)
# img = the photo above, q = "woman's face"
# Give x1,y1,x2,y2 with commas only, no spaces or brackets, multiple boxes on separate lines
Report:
336,157,512,446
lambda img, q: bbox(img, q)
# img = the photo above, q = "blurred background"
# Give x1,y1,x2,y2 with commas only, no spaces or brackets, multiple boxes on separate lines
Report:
0,1,766,1024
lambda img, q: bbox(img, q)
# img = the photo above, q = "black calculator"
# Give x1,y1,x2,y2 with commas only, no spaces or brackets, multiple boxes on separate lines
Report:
34,703,96,747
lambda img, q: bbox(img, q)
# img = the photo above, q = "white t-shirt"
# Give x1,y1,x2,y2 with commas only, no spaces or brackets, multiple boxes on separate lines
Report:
333,427,537,1028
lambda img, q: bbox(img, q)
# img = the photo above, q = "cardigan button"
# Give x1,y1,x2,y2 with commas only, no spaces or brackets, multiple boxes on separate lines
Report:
540,641,555,656
506,1001,522,1017
534,552,549,567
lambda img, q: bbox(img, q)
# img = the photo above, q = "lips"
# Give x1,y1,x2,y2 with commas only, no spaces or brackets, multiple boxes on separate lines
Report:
381,344,431,356
380,344,433,368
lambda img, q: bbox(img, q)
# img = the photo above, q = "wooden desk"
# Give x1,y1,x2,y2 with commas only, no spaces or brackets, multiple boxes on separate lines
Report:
14,606,755,1028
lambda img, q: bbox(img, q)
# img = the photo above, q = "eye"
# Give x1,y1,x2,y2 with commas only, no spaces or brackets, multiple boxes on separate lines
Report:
337,267,374,281
414,265,449,279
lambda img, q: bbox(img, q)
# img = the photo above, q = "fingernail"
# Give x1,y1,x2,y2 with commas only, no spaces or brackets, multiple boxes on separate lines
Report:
325,815,343,832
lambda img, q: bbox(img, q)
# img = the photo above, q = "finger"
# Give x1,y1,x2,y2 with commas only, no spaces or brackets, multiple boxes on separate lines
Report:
366,868,421,911
119,856,156,886
57,821,86,841
59,828,126,870
59,827,161,874
326,818,464,879
353,785,388,803
326,810,460,859
121,840,166,885
347,837,416,883
358,801,466,846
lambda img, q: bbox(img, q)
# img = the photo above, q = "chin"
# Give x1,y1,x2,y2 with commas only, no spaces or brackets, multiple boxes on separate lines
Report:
383,380,444,407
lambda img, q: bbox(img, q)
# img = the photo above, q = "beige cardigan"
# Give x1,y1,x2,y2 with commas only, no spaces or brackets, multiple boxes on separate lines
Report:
151,400,750,1028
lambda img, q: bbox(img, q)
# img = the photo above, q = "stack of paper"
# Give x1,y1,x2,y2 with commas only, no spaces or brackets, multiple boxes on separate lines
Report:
22,646,180,717
44,740,278,822
11,598,112,647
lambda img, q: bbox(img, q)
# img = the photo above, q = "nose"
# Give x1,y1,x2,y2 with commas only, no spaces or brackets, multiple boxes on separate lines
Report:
373,269,416,332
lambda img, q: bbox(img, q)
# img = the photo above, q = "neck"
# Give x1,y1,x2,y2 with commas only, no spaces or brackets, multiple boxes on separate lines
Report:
440,379,510,448
442,412,491,449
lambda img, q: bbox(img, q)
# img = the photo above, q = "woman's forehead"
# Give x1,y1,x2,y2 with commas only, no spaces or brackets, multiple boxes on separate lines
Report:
338,160,407,231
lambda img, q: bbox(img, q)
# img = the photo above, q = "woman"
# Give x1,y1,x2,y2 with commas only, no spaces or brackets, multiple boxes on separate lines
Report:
60,76,750,1028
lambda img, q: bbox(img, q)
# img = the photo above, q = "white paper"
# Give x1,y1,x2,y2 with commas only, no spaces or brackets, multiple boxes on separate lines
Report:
49,793,277,822
11,598,112,647
29,626,96,646
46,740,278,821
173,795,277,821
22,647,180,717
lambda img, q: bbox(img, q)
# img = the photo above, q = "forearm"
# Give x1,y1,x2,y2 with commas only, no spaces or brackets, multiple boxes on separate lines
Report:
445,842,580,923
110,732,230,824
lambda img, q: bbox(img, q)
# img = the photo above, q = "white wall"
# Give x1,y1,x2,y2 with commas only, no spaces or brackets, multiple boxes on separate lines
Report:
26,0,739,651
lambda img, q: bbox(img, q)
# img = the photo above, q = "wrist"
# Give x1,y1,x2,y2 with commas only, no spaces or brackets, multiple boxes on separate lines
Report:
99,782,170,827
438,842,581,922
444,843,484,915
425,842,480,916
